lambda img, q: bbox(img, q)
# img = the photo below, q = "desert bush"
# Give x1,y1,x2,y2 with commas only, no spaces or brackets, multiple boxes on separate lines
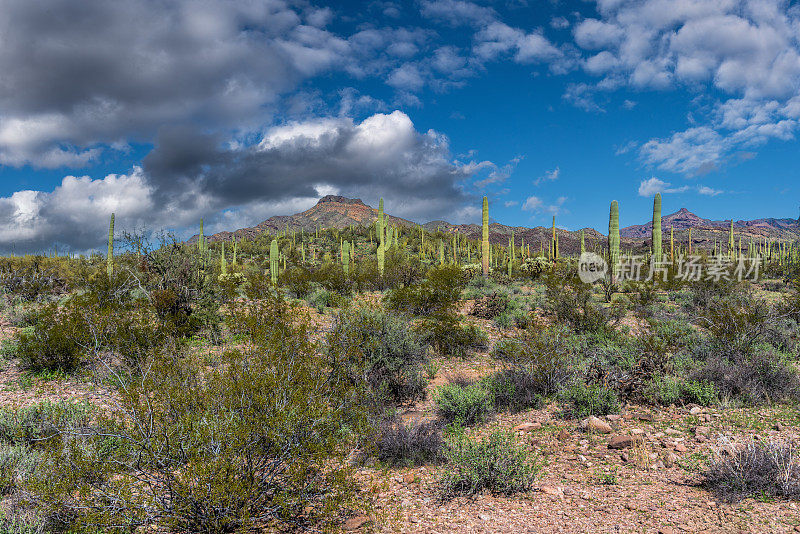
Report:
15,303,89,373
519,256,550,278
0,510,47,534
543,266,622,334
482,369,545,413
693,345,800,404
279,265,314,298
471,291,509,319
374,416,443,466
26,296,375,532
647,376,717,406
0,401,92,447
305,286,331,312
434,382,492,427
313,262,353,295
705,440,800,500
0,445,40,495
385,265,466,317
327,307,428,404
438,429,539,499
491,324,576,396
558,382,620,418
418,316,488,358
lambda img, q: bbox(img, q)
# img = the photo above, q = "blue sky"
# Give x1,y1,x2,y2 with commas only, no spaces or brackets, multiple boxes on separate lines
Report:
0,0,799,252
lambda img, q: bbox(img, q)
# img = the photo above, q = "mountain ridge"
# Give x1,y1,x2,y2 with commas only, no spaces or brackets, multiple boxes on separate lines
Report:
191,196,799,253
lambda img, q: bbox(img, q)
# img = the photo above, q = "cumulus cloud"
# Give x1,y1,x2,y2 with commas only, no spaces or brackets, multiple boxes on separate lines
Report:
697,185,723,196
568,0,800,175
0,111,492,252
521,195,567,215
637,177,690,197
534,166,560,186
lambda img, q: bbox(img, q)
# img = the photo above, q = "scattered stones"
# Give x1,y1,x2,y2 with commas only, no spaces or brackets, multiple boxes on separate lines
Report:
609,435,635,449
583,416,613,434
539,485,564,499
689,406,703,415
693,425,710,436
513,421,542,433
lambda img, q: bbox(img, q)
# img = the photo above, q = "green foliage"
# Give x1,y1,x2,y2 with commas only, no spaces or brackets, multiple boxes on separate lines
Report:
327,307,428,404
438,429,539,499
434,381,492,426
647,376,718,406
482,369,545,413
26,296,374,532
418,316,488,358
385,264,466,317
558,382,620,418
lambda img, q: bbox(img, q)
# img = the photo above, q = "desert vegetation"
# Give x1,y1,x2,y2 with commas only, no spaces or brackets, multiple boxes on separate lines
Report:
0,196,798,533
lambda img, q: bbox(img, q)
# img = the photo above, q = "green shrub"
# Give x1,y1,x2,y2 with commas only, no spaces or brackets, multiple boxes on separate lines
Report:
471,292,509,319
0,401,92,447
25,296,375,532
647,376,717,406
306,286,331,313
438,429,539,499
15,303,88,373
385,265,465,317
434,382,492,426
482,369,545,413
491,325,576,396
558,382,620,418
327,307,428,404
0,445,40,495
418,316,488,358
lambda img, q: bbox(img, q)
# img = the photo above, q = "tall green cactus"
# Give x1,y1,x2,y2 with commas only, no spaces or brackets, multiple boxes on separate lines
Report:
342,241,350,276
670,226,674,262
580,229,585,255
728,220,735,259
438,240,445,265
220,242,227,275
608,201,620,280
652,193,662,263
377,198,385,276
269,238,279,285
199,218,205,254
107,213,115,278
481,196,489,276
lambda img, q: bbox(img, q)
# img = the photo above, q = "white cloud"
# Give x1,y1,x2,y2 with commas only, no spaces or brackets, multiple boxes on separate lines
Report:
697,185,723,196
534,166,560,186
521,195,567,215
637,177,690,196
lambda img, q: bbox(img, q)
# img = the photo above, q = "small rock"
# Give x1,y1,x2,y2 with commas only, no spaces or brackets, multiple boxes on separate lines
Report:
689,406,702,415
775,422,784,431
609,435,635,449
630,428,645,436
665,428,681,435
674,443,688,453
513,422,542,433
403,473,417,484
694,425,710,436
659,528,675,534
636,412,655,421
620,451,629,462
556,429,571,441
584,416,613,434
653,460,665,469
344,515,370,531
664,452,679,467
478,514,490,521
606,414,621,421
540,485,564,499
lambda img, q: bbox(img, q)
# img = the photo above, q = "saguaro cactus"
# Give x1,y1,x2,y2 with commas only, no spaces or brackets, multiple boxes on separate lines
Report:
220,242,227,275
652,193,662,263
199,218,205,254
342,241,350,276
107,213,115,278
270,239,279,284
377,198,385,276
728,220,735,259
481,196,489,276
608,201,620,279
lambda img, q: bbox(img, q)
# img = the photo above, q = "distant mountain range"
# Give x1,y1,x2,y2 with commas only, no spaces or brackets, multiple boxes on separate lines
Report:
191,195,800,254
